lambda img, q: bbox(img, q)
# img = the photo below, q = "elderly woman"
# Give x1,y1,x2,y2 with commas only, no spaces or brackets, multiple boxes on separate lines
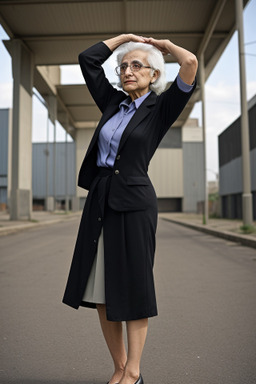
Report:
63,34,197,384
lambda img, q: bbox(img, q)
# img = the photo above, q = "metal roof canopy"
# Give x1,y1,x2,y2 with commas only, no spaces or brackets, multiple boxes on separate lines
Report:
0,0,249,134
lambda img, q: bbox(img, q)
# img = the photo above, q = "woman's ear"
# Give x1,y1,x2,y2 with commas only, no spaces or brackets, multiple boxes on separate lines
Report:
153,69,160,81
151,69,160,83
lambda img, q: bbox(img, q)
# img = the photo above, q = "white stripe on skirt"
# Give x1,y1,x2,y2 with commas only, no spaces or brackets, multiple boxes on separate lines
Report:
82,229,106,304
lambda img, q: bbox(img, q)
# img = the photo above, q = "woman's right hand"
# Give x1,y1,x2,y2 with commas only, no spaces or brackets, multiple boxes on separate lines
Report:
103,34,146,51
124,33,147,43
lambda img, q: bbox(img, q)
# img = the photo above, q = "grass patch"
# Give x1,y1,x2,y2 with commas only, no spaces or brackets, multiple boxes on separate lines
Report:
209,213,221,219
239,225,256,234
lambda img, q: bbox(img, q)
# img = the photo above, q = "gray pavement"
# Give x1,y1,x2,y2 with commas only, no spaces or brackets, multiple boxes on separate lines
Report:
1,210,256,249
0,211,82,237
1,216,256,384
159,212,256,249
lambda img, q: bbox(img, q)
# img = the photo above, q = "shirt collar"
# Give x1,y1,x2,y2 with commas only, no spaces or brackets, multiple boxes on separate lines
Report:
119,91,151,110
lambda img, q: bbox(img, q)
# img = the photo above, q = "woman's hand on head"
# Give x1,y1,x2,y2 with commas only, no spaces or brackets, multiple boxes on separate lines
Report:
104,34,146,51
143,37,170,55
124,34,147,43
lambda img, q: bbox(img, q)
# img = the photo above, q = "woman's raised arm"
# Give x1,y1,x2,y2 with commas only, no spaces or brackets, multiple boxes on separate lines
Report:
144,37,198,85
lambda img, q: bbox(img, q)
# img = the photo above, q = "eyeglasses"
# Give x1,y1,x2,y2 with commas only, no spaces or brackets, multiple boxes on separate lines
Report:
115,61,152,75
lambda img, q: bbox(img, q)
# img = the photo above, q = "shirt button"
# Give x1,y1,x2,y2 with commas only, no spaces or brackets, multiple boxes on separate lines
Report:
116,155,121,160
114,170,119,175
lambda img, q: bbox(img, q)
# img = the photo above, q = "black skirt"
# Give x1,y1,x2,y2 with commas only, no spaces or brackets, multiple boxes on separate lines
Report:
63,167,158,321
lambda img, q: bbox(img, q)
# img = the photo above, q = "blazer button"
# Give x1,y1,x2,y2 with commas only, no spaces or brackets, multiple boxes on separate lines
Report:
114,169,119,175
116,155,121,160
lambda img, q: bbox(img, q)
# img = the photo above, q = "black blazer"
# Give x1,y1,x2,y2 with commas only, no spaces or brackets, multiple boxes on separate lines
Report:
78,42,196,211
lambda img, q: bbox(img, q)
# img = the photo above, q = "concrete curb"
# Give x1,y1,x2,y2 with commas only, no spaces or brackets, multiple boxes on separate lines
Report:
161,217,256,249
0,213,80,237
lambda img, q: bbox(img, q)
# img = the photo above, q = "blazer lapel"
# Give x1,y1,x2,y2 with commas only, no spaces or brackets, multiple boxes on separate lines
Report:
117,92,157,153
85,91,157,158
85,94,126,157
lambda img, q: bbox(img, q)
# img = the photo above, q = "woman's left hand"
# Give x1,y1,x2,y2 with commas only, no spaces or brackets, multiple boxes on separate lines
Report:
143,37,170,55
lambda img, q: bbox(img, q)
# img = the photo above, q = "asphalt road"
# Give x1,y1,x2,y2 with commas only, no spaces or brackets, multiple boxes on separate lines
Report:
0,217,256,384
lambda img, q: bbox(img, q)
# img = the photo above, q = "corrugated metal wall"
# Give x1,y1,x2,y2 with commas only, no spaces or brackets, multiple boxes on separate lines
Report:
218,96,256,219
219,148,256,219
219,97,256,195
251,148,256,191
219,157,243,195
32,142,76,199
148,148,183,197
0,109,9,204
148,124,204,212
219,98,256,167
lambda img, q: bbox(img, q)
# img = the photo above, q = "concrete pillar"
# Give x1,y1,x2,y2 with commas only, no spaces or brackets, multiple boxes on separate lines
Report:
10,40,34,220
71,196,80,212
75,128,95,201
199,54,208,224
45,196,55,211
7,109,12,211
45,95,57,211
58,111,70,212
65,131,69,212
235,0,253,226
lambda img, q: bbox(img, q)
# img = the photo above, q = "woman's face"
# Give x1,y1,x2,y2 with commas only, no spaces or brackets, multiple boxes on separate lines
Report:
120,50,157,100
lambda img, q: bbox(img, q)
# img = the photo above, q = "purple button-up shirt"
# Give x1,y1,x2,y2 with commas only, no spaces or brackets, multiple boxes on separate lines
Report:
97,74,193,168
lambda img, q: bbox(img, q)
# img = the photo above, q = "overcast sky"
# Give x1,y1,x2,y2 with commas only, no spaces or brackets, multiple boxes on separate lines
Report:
0,0,255,181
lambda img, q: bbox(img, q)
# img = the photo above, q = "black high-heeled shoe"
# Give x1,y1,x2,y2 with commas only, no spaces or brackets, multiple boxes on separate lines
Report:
134,374,143,384
107,374,143,384
106,382,119,384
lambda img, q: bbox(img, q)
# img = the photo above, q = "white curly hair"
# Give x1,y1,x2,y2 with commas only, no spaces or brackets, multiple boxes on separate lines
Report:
116,42,167,95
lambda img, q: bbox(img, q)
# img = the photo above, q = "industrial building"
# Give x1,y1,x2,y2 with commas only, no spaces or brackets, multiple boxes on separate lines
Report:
218,95,256,220
0,107,204,213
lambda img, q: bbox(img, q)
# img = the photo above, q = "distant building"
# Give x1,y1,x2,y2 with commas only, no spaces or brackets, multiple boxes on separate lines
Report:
148,117,205,212
218,95,256,220
0,109,76,211
32,142,76,210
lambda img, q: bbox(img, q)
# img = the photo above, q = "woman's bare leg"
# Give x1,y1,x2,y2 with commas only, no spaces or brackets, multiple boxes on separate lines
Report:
120,318,148,384
96,304,127,384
